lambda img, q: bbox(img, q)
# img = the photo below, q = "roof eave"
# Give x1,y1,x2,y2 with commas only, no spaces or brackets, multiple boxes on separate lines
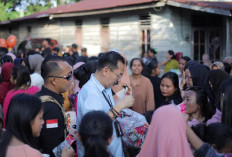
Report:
50,3,156,19
167,1,232,16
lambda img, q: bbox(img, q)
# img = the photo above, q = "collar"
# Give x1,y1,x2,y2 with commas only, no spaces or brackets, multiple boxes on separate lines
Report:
90,74,106,93
40,86,64,105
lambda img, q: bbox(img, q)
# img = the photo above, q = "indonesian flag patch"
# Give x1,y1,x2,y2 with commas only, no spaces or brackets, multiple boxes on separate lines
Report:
46,119,58,128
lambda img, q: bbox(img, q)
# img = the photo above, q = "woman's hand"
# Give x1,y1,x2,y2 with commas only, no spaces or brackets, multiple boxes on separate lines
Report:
144,123,149,129
61,146,76,157
180,71,186,89
183,114,189,125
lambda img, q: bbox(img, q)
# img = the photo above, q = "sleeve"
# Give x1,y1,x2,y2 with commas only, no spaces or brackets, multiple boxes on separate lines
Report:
2,92,13,127
175,60,179,69
0,85,6,106
194,143,224,157
145,79,155,111
39,102,65,156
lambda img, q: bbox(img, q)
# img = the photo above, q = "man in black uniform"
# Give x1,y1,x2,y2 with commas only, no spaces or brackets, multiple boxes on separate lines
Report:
36,56,73,156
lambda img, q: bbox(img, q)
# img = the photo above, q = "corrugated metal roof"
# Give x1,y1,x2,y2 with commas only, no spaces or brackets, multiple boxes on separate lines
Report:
0,0,232,25
173,0,232,11
0,0,157,24
50,0,158,14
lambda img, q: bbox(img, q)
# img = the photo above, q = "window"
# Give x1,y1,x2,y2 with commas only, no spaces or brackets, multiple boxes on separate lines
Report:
100,18,109,52
140,14,151,57
27,26,31,33
75,20,82,47
192,15,222,62
193,29,222,62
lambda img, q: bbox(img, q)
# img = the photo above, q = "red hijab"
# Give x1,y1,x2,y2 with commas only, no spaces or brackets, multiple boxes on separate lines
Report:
0,63,14,106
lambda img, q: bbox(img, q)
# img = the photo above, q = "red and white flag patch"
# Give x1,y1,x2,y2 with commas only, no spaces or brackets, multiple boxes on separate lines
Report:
46,119,58,128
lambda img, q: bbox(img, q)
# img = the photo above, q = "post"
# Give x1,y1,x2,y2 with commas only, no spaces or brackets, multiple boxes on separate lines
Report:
226,17,230,57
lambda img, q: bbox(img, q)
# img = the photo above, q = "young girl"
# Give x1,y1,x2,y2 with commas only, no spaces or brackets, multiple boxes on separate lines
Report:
160,72,182,107
78,111,113,157
129,58,154,113
146,61,164,109
3,65,40,127
0,94,43,157
0,94,75,157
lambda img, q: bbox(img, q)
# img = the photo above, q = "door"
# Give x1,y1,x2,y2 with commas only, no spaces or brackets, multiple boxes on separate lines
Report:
193,28,222,62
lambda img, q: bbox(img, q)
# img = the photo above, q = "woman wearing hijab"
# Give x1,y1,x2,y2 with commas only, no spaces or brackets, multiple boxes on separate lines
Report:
205,70,230,126
24,54,44,89
185,64,216,107
0,63,14,107
137,105,193,157
209,69,229,99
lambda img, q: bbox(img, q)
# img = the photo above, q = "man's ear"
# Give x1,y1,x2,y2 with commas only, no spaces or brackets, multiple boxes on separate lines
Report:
49,77,56,86
102,67,108,77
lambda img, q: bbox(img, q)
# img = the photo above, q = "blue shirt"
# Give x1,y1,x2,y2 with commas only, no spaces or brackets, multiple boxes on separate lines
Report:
76,74,124,157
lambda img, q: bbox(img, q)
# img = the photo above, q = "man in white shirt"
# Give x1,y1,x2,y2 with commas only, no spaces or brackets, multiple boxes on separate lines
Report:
76,51,134,157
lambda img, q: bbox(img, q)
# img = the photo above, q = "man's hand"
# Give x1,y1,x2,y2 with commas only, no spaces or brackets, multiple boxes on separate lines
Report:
118,95,135,109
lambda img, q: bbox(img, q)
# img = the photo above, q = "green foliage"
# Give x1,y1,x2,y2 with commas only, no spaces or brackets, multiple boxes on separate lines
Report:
25,2,52,16
0,0,80,21
0,2,19,22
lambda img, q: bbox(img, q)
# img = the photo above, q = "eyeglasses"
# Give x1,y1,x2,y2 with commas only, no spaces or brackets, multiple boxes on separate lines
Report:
48,71,73,81
107,67,123,80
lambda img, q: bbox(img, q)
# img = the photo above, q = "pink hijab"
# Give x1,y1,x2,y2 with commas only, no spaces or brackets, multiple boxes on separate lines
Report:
137,105,193,157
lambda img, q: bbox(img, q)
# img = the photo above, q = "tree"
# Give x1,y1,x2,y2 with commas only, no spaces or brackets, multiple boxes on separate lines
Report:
0,0,81,21
25,2,52,16
0,2,20,21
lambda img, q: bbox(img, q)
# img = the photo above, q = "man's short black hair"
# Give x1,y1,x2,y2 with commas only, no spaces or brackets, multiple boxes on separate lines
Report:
97,51,125,71
41,56,66,81
72,44,78,49
81,48,87,52
44,38,51,45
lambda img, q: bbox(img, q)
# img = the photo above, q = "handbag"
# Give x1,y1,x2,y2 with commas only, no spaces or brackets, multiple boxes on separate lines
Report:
102,92,147,157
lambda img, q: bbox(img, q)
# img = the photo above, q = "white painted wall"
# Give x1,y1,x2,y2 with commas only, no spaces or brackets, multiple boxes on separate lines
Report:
82,18,101,56
110,15,140,62
150,7,192,63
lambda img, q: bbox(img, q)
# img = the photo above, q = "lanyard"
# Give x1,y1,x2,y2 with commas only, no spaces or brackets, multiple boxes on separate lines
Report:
102,91,113,108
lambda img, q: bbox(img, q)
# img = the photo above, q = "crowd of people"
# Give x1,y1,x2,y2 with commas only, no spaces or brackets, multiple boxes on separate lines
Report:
0,38,232,157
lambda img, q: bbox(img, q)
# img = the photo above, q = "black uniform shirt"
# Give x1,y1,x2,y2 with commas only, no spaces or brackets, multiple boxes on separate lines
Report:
35,86,65,157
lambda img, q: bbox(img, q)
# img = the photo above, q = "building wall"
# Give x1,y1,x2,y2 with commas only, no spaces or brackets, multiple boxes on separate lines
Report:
109,15,140,62
0,6,229,63
151,6,192,62
82,17,101,56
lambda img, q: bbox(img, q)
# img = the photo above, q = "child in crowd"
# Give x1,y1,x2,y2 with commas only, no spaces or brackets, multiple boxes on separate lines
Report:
0,94,75,157
3,65,40,127
78,111,113,157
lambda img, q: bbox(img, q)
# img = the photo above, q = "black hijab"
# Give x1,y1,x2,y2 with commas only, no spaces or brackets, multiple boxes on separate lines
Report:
189,64,216,107
209,69,229,96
